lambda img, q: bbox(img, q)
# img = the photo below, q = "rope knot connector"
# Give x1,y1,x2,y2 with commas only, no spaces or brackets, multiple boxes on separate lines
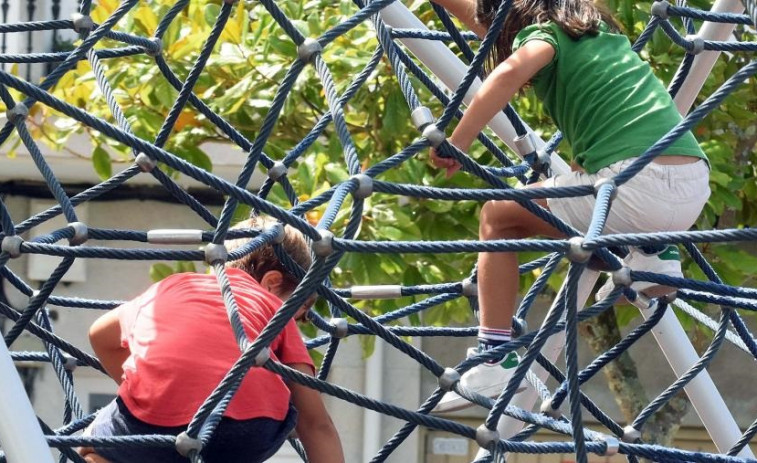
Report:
650,1,670,19
611,266,632,287
71,13,94,34
539,397,561,419
68,222,89,246
1,235,24,259
265,222,286,244
438,368,460,392
330,318,349,338
144,37,163,57
204,243,228,265
622,425,641,443
175,432,203,458
600,435,620,456
252,347,271,367
351,174,373,200
267,161,287,181
312,229,334,258
135,153,157,172
297,38,322,63
512,317,527,338
6,103,29,124
475,425,500,450
411,106,435,131
685,35,705,55
593,177,617,200
63,356,78,372
566,236,592,264
461,278,478,297
421,124,446,148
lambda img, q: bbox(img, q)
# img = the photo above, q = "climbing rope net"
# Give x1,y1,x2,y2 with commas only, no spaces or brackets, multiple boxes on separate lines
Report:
1,0,757,462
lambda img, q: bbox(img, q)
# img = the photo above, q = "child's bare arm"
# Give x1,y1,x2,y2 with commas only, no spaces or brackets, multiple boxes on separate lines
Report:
431,40,554,177
287,363,345,463
89,309,129,384
430,0,487,38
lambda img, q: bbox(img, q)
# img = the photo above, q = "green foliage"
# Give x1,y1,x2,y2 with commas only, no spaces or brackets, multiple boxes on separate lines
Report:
14,0,757,331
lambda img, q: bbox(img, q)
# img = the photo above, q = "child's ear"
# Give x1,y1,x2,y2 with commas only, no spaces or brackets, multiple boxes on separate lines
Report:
259,270,285,294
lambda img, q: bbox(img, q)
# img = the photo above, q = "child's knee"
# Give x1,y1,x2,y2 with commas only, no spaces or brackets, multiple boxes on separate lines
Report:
480,201,523,239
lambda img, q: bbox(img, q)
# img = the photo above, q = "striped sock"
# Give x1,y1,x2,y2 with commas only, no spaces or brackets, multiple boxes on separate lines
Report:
477,327,512,364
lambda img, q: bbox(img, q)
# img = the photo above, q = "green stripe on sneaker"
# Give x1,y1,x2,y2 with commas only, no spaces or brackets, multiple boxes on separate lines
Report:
658,246,680,261
501,352,518,369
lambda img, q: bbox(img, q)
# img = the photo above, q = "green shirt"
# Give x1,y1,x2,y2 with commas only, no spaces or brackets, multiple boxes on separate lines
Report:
513,22,706,174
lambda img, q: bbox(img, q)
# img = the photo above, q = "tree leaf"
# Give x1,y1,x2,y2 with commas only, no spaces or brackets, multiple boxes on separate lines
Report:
92,146,112,180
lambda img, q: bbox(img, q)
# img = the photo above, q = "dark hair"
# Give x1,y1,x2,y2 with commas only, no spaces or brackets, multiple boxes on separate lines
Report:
225,216,312,293
475,0,620,73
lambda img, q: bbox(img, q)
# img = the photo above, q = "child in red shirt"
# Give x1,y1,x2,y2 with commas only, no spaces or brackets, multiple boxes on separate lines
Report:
80,217,344,463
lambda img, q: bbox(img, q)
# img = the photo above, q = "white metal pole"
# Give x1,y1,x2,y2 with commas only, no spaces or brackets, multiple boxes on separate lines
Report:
362,339,384,462
0,339,55,463
633,298,754,458
673,0,745,114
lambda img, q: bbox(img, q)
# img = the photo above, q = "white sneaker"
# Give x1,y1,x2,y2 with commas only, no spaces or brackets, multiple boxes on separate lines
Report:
596,245,682,303
433,348,526,413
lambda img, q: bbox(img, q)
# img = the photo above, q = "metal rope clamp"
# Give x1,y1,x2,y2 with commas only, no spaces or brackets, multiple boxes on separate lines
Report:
267,161,288,181
6,103,29,124
135,153,157,173
297,38,322,64
144,37,163,57
71,13,94,35
600,435,620,456
475,425,500,450
411,106,434,131
621,425,641,443
593,178,617,201
330,318,349,338
1,235,24,259
540,397,561,419
204,243,228,265
351,174,373,200
68,222,89,246
438,368,460,392
265,222,286,244
514,133,537,159
312,229,334,258
252,347,271,367
175,432,203,458
461,278,478,297
650,1,670,19
685,35,705,55
566,236,592,264
422,123,446,148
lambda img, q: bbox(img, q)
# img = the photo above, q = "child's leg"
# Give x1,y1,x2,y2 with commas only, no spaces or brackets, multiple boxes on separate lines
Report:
477,183,565,353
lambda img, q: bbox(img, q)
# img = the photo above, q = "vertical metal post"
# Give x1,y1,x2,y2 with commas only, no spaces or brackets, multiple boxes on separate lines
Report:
0,339,55,463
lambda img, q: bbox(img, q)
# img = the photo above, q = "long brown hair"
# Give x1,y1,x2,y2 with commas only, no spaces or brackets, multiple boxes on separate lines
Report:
476,0,619,73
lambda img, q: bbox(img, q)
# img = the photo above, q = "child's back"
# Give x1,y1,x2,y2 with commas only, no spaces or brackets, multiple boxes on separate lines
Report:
514,22,706,173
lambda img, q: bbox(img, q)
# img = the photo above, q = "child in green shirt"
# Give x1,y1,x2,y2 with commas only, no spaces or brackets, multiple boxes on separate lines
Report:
430,0,710,412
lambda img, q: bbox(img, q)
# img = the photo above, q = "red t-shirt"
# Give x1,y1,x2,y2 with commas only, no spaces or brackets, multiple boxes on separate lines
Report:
115,269,313,427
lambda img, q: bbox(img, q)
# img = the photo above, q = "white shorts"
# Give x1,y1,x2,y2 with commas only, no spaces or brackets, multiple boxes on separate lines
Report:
542,158,710,235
